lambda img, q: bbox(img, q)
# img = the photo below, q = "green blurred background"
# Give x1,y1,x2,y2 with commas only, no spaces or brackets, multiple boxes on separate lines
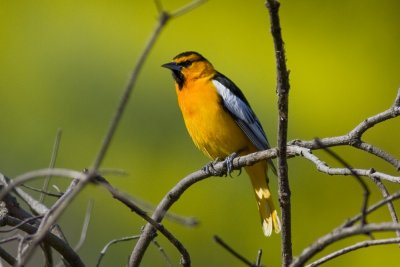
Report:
1,0,399,266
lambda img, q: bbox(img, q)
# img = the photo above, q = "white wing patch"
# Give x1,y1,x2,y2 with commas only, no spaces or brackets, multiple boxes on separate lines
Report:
212,79,271,151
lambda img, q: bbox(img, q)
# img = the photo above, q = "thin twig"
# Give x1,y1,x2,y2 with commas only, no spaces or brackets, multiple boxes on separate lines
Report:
289,90,400,170
213,235,254,267
291,223,400,267
90,0,208,171
0,215,43,233
14,187,52,215
152,240,173,267
371,178,400,237
127,1,206,266
21,184,63,198
4,216,84,267
128,195,198,227
340,191,400,228
15,178,83,267
96,235,141,267
96,176,191,266
316,139,370,226
265,0,292,265
74,199,94,251
255,249,263,267
0,168,86,201
40,128,62,202
290,146,400,183
306,237,400,267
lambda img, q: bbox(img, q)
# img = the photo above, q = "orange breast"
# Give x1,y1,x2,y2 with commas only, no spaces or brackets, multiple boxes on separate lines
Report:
176,78,252,159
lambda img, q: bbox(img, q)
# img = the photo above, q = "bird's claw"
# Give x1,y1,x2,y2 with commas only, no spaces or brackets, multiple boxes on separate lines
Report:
202,158,222,176
202,153,239,177
224,152,238,177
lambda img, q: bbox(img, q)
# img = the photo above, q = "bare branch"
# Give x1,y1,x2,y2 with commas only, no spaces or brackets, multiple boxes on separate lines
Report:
265,0,292,265
128,195,198,227
170,0,207,17
3,215,84,267
15,178,82,266
317,140,370,226
0,245,17,266
97,235,141,267
126,1,206,266
291,223,400,267
290,146,400,183
74,199,94,252
0,168,86,201
340,191,400,228
290,90,400,170
20,184,63,198
97,176,191,266
371,178,400,237
255,249,263,267
14,187,52,215
128,90,400,265
90,0,205,171
213,235,254,267
152,240,173,267
40,128,62,202
306,237,400,267
393,88,400,107
0,215,43,233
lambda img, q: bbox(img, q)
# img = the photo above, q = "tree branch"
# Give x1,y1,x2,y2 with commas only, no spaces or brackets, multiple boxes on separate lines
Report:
306,237,400,267
3,215,84,267
96,176,191,266
291,223,400,267
290,90,400,170
265,0,292,265
213,235,256,267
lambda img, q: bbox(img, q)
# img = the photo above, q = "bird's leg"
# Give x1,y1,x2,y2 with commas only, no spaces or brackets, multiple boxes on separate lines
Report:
223,152,239,177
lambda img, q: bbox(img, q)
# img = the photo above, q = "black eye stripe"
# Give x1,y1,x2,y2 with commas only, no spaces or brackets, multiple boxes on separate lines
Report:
179,60,192,67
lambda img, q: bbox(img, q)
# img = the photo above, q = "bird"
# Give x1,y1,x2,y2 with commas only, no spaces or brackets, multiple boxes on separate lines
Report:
162,51,281,236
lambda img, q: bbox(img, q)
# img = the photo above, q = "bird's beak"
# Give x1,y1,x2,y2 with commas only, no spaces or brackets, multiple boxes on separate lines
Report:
161,62,182,71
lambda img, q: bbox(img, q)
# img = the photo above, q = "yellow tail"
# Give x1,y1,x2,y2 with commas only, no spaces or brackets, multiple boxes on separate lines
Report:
245,162,281,236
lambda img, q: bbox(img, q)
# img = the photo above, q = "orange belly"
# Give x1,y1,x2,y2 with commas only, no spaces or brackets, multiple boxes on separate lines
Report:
177,78,252,159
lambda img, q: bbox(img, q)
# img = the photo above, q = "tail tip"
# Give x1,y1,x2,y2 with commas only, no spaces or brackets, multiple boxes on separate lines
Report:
262,211,281,237
262,220,273,236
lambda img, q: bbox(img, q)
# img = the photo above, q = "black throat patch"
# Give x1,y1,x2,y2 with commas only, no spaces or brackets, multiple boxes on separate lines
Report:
172,69,185,89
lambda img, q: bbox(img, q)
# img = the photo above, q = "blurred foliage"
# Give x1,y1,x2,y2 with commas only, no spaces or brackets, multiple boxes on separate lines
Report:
0,0,399,266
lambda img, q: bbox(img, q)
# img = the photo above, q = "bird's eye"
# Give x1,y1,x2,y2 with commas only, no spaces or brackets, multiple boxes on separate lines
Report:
180,60,192,68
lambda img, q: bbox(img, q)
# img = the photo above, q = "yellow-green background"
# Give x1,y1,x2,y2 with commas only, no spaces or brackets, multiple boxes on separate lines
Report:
1,0,399,266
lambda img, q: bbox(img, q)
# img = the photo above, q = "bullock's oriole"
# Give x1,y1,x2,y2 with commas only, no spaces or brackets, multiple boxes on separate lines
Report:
162,51,281,236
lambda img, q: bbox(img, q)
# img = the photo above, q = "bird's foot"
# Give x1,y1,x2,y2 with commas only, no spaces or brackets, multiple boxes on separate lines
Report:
223,152,239,177
202,158,223,176
202,153,240,177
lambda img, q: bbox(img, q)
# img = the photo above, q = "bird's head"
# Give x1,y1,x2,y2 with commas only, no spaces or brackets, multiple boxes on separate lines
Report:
162,51,215,89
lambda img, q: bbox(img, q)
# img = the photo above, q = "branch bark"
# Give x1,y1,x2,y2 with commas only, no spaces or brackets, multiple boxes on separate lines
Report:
265,0,292,265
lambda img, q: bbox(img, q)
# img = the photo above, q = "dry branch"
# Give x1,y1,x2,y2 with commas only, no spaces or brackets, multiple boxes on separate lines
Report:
265,0,292,265
291,223,400,267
